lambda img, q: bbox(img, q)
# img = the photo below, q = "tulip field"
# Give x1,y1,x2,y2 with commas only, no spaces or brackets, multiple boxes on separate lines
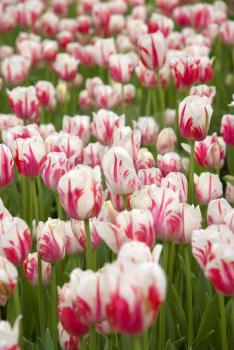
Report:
2,0,234,349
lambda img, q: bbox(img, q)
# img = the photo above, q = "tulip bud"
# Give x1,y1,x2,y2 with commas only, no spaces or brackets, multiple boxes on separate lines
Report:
157,152,182,176
35,80,56,111
195,172,223,205
225,182,234,205
112,127,141,164
92,109,124,145
108,54,133,83
133,117,158,145
165,109,176,126
79,90,93,110
94,38,116,67
118,241,153,265
220,114,234,146
37,218,66,264
56,81,70,103
0,256,18,306
190,84,216,103
93,85,118,109
23,252,51,286
178,95,213,141
58,165,103,220
53,53,78,81
156,127,176,154
62,115,90,145
161,172,188,203
41,39,58,62
138,32,167,70
0,216,32,265
136,148,155,171
138,168,162,187
0,144,14,189
195,133,226,169
7,86,39,121
1,55,31,85
220,20,234,45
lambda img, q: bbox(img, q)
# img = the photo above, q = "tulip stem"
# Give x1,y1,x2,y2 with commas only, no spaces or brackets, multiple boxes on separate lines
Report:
30,177,39,223
121,83,125,115
12,284,23,349
156,72,165,129
159,242,169,350
21,175,27,223
85,219,95,270
146,89,152,115
188,140,195,205
184,246,193,349
36,176,44,220
55,192,63,220
218,293,228,350
168,242,175,286
38,255,45,337
132,336,141,350
51,264,58,349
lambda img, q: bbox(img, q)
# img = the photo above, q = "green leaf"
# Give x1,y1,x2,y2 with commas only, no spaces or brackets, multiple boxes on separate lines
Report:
164,339,177,350
121,335,131,350
223,175,234,186
194,330,215,350
44,328,54,350
170,284,187,335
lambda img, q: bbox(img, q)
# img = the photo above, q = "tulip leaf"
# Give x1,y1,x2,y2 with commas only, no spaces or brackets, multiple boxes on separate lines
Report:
43,328,54,350
170,284,187,335
121,335,131,350
223,175,234,186
164,339,177,350
193,330,215,350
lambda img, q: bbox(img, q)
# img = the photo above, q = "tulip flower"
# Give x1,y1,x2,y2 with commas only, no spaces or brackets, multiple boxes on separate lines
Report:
135,63,157,87
108,54,133,83
136,148,155,170
1,55,31,85
79,90,93,110
138,168,162,187
118,241,162,265
37,218,66,264
7,86,39,121
0,317,21,350
156,127,177,154
0,256,18,306
112,127,141,164
0,198,11,220
194,133,226,169
58,323,80,350
191,4,213,30
207,199,232,225
133,117,158,145
157,152,182,176
138,32,167,71
93,85,118,109
0,113,23,132
2,124,43,151
39,123,56,139
178,95,213,141
58,165,103,220
173,5,192,27
23,252,51,286
84,142,106,168
94,38,116,67
35,81,56,111
161,172,188,203
170,56,198,90
220,114,234,146
194,172,223,205
41,39,58,62
225,183,234,205
17,39,42,66
0,216,31,265
190,84,216,103
148,13,174,37
102,147,138,195
62,115,90,145
53,53,78,81
220,20,234,44
0,144,14,189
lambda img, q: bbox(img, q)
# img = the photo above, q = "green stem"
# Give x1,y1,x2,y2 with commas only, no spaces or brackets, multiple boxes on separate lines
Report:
31,178,39,223
12,284,23,349
145,89,152,115
156,72,165,128
121,83,125,115
36,177,44,221
218,294,228,350
51,265,58,348
85,220,95,270
55,192,63,219
89,327,96,350
184,246,193,349
38,255,45,337
188,140,195,205
21,175,27,223
168,242,175,287
143,331,148,350
159,242,169,350
132,336,142,350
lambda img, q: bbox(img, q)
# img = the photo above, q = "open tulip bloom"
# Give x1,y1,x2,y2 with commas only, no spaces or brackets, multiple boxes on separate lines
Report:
1,1,234,350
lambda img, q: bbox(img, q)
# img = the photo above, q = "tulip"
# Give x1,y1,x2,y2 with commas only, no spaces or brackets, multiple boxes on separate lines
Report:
173,5,192,27
191,4,213,30
45,132,84,165
0,216,31,265
156,127,176,154
1,55,31,85
102,147,138,195
58,31,73,49
0,114,23,132
197,57,214,83
56,81,70,104
37,218,66,264
7,86,39,121
13,137,46,177
225,182,234,205
133,117,158,145
39,123,56,139
0,317,21,350
170,56,198,90
86,77,103,98
58,165,103,220
165,109,176,126
41,39,58,62
127,18,147,46
23,252,51,286
178,95,213,141
35,81,56,111
58,323,80,350
138,167,162,187
138,32,167,71
207,199,232,225
39,11,59,37
167,32,183,50
194,172,223,205
194,133,226,169
108,54,133,83
0,256,18,306
92,109,124,145
79,90,93,110
190,84,216,102
85,142,106,168
157,152,182,176
62,115,90,145
118,241,158,265
94,38,116,67
135,63,157,87
0,198,11,220
112,127,141,164
156,0,179,14
136,148,155,170
93,85,118,109
53,53,78,81
0,144,14,189
161,172,188,203
220,114,234,146
2,124,43,150
17,39,42,66
148,13,174,37
220,20,234,44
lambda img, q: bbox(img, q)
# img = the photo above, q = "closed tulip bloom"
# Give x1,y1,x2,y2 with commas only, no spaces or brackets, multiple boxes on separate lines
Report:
135,63,157,88
138,32,167,71
0,317,21,350
127,18,147,46
1,55,31,85
118,241,156,265
220,114,234,146
108,54,132,83
207,198,232,225
0,256,18,306
13,137,46,177
23,252,51,286
92,109,124,145
0,216,31,265
102,147,138,195
45,132,84,165
138,168,162,187
39,11,59,36
94,38,116,67
86,77,103,98
148,13,174,37
112,127,141,164
2,124,43,151
0,144,14,189
156,127,177,154
35,80,56,111
194,172,223,205
62,115,90,145
41,39,58,62
17,39,41,66
161,172,188,203
224,209,234,232
58,323,80,350
53,53,78,81
136,148,155,171
170,56,198,90
37,218,66,264
225,183,234,205
84,142,106,168
133,117,158,145
0,114,23,132
220,20,234,45
58,165,103,220
157,152,182,176
190,84,216,103
194,133,226,169
58,283,89,336
197,56,214,84
191,4,213,30
165,109,176,126
93,85,118,109
104,260,166,334
39,123,56,139
7,86,39,121
167,32,183,50
173,5,192,27
178,95,213,141
156,0,179,14
79,90,93,110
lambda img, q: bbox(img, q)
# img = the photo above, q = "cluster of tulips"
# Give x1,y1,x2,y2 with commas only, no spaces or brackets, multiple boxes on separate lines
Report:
1,0,234,349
